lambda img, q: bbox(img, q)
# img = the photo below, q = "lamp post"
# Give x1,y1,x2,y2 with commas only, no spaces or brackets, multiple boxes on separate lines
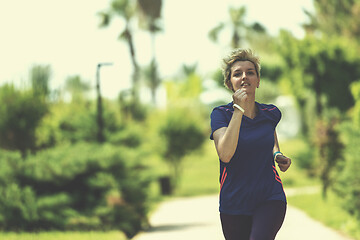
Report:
96,62,113,143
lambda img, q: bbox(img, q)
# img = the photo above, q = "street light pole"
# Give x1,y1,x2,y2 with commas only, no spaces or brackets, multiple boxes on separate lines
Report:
96,62,113,143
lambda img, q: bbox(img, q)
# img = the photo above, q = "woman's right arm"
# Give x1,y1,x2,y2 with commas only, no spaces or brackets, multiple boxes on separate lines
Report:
213,108,244,163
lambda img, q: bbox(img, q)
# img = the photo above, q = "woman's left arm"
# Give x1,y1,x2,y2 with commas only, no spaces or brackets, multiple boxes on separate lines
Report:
273,130,291,172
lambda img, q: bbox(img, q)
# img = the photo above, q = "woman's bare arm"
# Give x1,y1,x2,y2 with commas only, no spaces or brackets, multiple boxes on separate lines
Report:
213,109,243,163
273,130,291,172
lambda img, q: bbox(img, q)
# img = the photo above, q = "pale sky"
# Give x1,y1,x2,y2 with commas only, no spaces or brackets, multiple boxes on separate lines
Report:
0,0,314,99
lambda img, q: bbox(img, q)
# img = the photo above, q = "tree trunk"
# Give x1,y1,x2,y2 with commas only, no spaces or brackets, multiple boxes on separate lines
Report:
150,33,158,105
125,26,140,102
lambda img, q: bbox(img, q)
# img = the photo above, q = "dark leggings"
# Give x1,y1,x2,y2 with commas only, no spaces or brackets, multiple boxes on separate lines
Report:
220,200,286,240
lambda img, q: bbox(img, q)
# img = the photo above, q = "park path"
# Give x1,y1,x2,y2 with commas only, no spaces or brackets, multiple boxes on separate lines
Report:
133,187,354,240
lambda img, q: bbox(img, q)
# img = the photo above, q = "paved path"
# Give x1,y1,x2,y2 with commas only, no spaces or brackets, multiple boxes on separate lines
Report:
133,192,353,240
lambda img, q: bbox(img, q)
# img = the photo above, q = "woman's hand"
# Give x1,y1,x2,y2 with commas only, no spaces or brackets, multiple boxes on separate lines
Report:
275,155,291,172
232,89,247,108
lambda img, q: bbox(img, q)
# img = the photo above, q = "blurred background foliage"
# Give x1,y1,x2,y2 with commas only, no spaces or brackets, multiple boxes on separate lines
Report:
2,0,360,239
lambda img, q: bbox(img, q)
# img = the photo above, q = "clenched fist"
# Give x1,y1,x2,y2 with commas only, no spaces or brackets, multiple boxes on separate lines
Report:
275,155,291,172
233,89,248,109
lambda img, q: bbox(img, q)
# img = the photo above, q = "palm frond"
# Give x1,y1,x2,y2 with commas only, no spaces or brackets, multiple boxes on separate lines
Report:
229,6,246,25
119,29,131,41
137,0,162,19
208,22,224,43
251,22,266,33
97,11,111,27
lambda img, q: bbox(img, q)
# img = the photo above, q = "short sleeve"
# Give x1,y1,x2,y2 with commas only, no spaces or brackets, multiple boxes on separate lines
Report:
210,108,230,140
257,103,282,127
273,105,282,125
269,105,282,127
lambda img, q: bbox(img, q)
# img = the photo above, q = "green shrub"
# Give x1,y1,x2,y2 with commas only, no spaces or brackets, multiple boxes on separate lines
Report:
36,102,97,147
0,143,152,238
0,150,22,187
159,108,206,188
0,184,38,231
332,81,360,220
334,122,360,220
36,99,120,148
0,84,47,156
107,123,143,148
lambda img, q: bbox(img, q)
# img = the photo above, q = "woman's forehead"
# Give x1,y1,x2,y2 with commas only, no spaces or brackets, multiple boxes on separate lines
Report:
231,60,255,71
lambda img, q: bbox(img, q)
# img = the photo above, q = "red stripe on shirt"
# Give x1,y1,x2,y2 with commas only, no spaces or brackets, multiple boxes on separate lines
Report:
220,167,227,191
260,107,276,111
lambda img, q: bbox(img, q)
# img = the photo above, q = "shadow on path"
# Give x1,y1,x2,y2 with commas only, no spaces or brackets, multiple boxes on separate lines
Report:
145,223,209,233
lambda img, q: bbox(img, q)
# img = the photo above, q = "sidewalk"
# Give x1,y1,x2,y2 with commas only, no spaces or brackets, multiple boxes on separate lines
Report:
133,195,223,240
133,193,354,240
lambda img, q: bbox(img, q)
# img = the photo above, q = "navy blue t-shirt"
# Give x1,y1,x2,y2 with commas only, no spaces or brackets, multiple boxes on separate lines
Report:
210,102,286,215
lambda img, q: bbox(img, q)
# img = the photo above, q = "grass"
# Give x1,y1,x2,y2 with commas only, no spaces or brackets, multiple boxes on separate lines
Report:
174,140,219,197
277,137,321,188
288,192,360,240
0,231,126,240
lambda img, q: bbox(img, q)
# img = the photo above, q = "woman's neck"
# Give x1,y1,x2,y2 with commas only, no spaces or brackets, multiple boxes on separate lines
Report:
243,97,257,119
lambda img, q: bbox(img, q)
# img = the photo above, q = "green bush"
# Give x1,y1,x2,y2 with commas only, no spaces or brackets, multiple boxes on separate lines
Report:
332,81,360,220
334,121,360,220
0,150,22,187
0,84,47,156
36,99,121,148
159,108,207,188
36,102,97,146
0,184,38,231
107,123,143,148
0,143,152,238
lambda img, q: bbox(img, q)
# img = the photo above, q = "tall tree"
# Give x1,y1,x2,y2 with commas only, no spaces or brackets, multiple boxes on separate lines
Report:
137,0,163,105
208,6,267,49
98,0,140,101
303,0,360,40
278,32,360,117
142,59,160,105
278,31,360,198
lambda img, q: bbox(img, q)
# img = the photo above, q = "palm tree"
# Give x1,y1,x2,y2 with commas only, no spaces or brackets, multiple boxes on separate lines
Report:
209,6,267,49
137,0,163,105
98,0,140,101
137,0,162,58
142,59,160,105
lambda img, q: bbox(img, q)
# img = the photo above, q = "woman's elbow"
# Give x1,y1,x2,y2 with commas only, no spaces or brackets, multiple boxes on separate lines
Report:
218,153,232,163
215,140,234,163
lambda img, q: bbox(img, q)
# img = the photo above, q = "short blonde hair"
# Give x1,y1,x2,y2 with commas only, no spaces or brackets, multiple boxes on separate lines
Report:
222,49,261,91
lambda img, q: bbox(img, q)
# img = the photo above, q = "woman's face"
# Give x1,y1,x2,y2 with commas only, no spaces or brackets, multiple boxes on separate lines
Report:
230,60,259,93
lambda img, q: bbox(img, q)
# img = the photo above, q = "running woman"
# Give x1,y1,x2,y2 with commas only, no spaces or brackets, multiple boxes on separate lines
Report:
210,49,292,240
